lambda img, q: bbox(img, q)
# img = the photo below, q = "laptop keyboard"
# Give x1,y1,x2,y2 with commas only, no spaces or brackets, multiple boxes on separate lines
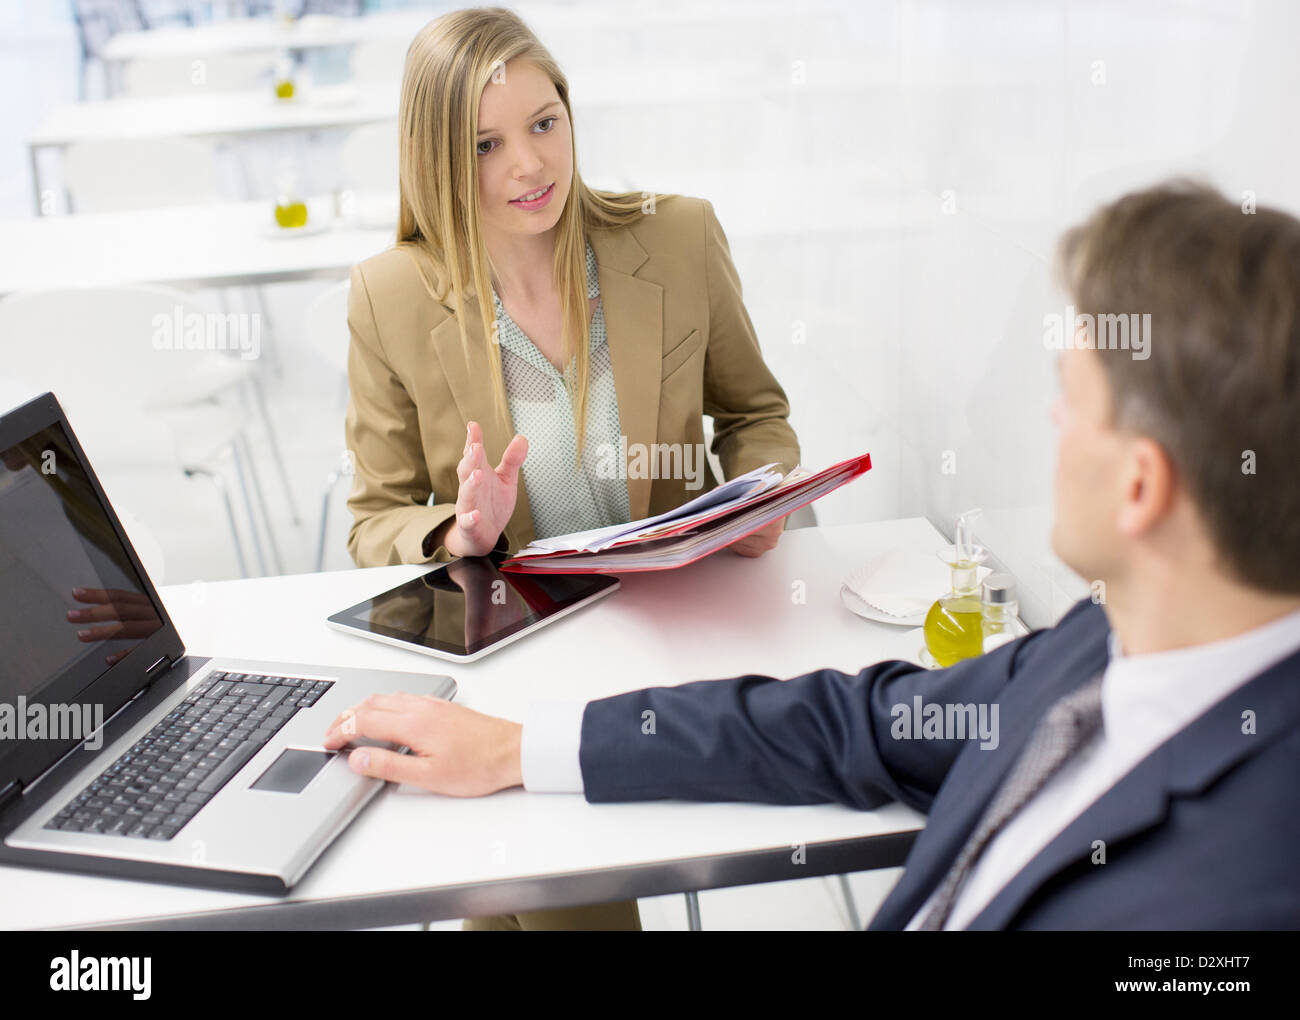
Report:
44,671,334,842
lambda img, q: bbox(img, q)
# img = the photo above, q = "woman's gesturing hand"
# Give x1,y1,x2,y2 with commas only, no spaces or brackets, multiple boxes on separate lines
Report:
443,420,529,557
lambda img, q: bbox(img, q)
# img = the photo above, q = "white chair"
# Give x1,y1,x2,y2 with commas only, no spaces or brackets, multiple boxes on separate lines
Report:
30,133,303,537
0,284,284,578
121,52,274,98
348,38,409,85
304,279,353,571
339,121,399,195
305,278,352,379
62,137,221,214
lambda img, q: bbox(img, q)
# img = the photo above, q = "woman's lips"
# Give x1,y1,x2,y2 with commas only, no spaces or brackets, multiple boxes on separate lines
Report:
510,183,554,211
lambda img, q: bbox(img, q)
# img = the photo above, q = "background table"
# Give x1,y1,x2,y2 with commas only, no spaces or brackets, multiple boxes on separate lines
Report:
27,85,397,213
30,85,397,151
1,518,942,930
0,172,924,294
0,196,393,296
101,11,434,66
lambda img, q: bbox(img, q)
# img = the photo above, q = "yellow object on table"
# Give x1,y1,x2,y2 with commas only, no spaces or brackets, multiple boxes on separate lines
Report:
922,508,989,667
274,201,308,228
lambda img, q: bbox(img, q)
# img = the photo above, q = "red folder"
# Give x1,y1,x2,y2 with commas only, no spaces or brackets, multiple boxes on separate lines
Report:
501,452,872,574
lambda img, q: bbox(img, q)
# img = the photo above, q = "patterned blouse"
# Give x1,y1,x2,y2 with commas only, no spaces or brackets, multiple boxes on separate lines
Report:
492,241,632,539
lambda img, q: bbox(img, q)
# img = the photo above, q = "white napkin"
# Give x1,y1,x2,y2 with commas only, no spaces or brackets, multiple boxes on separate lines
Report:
845,549,990,619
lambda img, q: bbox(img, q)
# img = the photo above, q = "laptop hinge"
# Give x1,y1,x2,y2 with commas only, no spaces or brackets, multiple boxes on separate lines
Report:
144,654,174,686
0,779,21,812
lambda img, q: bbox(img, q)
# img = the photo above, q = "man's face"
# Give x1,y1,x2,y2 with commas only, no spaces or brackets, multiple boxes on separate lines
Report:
474,58,572,246
1049,342,1131,586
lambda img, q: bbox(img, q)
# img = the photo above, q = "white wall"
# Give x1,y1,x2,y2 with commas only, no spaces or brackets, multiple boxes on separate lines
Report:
551,0,1300,627
892,0,1300,626
4,1,1294,601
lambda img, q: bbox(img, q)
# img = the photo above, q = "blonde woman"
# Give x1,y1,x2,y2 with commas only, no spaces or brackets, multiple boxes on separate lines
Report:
343,7,801,929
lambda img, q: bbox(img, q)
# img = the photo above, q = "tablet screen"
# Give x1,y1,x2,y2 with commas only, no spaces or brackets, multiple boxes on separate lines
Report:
328,553,618,659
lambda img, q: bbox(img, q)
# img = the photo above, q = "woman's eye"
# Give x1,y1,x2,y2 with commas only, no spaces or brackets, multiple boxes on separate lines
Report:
477,118,554,156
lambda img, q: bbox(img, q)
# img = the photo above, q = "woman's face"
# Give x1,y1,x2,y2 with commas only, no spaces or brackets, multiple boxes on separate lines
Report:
474,58,573,244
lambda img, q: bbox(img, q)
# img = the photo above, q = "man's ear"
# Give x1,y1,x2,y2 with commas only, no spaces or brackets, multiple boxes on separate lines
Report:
1116,435,1177,538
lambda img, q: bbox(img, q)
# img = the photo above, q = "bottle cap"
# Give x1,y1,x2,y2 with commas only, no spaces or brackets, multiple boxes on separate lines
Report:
982,573,1016,603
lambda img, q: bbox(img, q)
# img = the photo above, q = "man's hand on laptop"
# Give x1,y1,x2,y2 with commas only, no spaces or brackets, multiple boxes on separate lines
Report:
323,693,522,796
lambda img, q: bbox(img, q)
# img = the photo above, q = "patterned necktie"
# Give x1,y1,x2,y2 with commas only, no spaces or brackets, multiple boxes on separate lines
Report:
918,671,1106,930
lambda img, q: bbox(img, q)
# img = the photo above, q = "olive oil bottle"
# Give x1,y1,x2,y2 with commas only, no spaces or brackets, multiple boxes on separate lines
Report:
274,199,308,228
273,162,308,229
273,52,296,101
923,508,988,667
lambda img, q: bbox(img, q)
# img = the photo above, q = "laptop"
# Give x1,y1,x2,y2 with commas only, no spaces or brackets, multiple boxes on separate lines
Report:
0,392,457,893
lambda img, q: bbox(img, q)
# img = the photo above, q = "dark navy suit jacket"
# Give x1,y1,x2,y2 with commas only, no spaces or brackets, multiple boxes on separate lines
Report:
579,598,1300,929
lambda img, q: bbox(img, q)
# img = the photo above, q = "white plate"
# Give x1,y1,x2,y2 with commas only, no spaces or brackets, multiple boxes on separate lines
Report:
840,583,928,628
259,220,330,240
842,548,993,628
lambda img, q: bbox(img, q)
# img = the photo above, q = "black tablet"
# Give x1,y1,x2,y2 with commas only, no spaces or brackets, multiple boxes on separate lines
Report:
326,552,619,663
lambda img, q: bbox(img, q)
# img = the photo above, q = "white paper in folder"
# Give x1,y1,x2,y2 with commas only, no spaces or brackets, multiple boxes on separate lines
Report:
524,462,784,554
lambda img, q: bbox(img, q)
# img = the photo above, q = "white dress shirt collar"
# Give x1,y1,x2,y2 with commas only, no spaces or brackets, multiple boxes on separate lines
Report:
1101,606,1300,749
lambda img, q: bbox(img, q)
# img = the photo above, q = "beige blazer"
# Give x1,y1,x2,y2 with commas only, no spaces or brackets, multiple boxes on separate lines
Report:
344,194,801,568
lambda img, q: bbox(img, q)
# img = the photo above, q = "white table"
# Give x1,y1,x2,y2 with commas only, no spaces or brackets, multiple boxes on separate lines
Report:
0,196,394,296
0,174,920,296
101,11,434,65
28,85,397,214
31,85,397,150
0,168,923,294
97,4,805,65
1,518,940,930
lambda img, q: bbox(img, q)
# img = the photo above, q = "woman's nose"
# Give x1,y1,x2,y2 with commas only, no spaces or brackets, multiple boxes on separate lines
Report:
511,143,544,177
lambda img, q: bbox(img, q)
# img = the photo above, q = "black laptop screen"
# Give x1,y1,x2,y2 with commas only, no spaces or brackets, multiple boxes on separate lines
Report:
0,422,163,708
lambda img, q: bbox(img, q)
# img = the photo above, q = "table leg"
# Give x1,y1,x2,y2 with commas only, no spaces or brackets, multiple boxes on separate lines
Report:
29,144,43,216
836,874,863,930
684,891,702,931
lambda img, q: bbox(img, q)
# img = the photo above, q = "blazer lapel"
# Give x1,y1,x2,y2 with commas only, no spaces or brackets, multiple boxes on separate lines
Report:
590,225,662,523
869,630,1112,929
966,644,1300,929
428,281,536,550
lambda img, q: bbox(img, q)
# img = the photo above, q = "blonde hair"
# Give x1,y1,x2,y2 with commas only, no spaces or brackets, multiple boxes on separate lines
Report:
396,6,656,450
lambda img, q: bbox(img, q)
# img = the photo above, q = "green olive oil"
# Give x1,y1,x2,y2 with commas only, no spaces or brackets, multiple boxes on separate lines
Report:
923,577,984,667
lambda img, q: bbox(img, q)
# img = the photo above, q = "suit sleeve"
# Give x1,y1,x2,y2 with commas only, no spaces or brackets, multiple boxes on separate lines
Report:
579,624,1052,813
344,263,459,567
700,198,802,478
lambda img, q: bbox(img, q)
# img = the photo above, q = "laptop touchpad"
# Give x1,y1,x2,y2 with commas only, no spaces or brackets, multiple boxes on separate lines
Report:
251,749,336,794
